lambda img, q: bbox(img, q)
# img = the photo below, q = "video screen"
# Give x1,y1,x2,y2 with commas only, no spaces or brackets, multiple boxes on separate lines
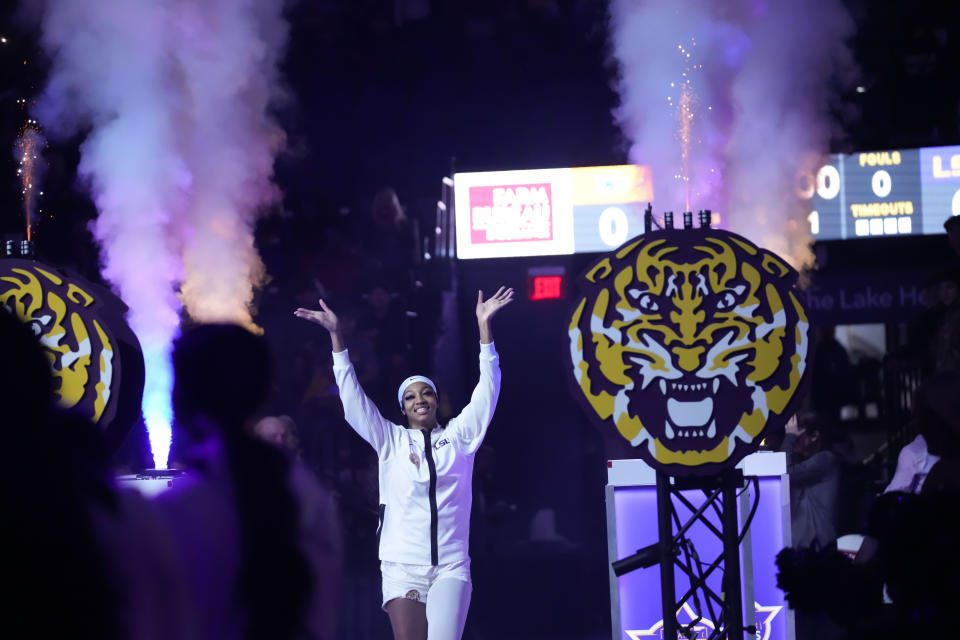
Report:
804,145,960,241
453,146,960,258
453,165,653,259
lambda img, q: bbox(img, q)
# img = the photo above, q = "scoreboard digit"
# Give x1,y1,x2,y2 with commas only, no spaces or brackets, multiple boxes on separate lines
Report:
799,155,844,240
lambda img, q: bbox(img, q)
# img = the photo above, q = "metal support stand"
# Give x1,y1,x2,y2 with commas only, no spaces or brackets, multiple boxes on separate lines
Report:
720,479,744,639
646,469,755,640
656,472,679,640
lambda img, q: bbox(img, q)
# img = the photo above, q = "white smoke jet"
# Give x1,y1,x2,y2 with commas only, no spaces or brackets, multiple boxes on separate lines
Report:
610,0,742,218
174,0,288,329
726,0,854,267
36,0,188,469
34,0,289,467
610,0,853,267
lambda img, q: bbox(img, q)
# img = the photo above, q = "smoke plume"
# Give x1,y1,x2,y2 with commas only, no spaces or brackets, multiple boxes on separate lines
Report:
34,0,289,467
610,0,854,267
174,1,288,328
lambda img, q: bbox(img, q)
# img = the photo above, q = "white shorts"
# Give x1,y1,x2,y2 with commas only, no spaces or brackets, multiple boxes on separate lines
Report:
380,559,471,610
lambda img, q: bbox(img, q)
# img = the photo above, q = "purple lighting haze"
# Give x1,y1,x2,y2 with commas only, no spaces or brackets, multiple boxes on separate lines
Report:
609,0,856,268
33,0,290,468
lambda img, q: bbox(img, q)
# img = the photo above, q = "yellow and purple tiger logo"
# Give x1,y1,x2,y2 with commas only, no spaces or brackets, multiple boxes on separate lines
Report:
1,259,143,451
568,228,810,475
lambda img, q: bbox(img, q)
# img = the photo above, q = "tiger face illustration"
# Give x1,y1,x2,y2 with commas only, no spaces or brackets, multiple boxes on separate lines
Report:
1,259,143,450
568,229,809,474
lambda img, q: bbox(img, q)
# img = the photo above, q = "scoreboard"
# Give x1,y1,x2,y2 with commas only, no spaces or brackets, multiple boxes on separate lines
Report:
453,146,960,259
804,144,960,240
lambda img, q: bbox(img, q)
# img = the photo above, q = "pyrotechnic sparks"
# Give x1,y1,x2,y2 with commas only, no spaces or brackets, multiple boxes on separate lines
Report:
665,38,711,216
673,39,700,213
609,0,854,268
610,1,728,228
13,123,46,242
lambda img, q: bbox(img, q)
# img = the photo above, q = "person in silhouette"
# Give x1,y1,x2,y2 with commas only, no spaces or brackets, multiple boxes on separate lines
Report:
159,324,319,640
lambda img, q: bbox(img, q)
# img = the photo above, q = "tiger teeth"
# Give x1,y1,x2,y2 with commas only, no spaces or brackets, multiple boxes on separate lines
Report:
664,424,718,440
665,382,715,392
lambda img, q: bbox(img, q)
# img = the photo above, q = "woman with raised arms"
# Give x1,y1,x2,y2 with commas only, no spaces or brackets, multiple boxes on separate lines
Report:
295,286,513,640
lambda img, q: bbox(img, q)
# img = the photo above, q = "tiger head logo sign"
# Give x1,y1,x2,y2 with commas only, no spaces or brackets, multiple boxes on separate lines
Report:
1,259,144,451
568,228,810,476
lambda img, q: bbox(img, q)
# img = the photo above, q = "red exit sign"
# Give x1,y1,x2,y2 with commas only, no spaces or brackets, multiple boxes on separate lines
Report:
527,267,566,300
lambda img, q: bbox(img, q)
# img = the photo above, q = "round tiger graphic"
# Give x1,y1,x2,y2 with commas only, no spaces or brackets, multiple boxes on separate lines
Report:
1,258,144,451
568,228,810,475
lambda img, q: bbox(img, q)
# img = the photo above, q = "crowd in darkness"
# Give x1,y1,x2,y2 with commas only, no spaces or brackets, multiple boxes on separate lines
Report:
5,193,960,640
0,180,448,640
4,3,960,639
254,186,436,464
775,218,960,640
7,197,957,640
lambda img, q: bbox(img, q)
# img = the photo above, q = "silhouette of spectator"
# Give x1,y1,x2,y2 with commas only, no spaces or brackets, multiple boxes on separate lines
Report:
254,414,303,458
784,411,840,549
928,268,960,373
810,326,855,422
944,214,960,258
158,324,315,640
887,371,960,494
923,455,960,493
311,227,369,299
869,490,958,637
361,187,418,295
0,309,121,639
358,281,411,405
901,269,956,374
2,308,199,639
800,373,960,639
335,453,390,639
778,488,959,640
252,414,345,640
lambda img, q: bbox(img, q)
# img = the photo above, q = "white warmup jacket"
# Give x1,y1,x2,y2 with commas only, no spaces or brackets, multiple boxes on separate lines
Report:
332,342,500,566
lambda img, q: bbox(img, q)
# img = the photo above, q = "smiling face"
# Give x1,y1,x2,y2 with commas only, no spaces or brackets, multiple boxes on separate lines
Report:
568,229,810,475
401,381,438,430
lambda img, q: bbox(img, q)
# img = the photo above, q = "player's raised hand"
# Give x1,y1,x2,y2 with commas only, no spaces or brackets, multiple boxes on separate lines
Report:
476,286,515,324
294,298,339,333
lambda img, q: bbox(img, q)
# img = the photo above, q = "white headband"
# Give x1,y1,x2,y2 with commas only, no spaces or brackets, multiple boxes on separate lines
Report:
398,375,438,407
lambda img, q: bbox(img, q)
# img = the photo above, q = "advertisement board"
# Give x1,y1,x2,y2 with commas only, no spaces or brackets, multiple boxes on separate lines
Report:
453,165,653,259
